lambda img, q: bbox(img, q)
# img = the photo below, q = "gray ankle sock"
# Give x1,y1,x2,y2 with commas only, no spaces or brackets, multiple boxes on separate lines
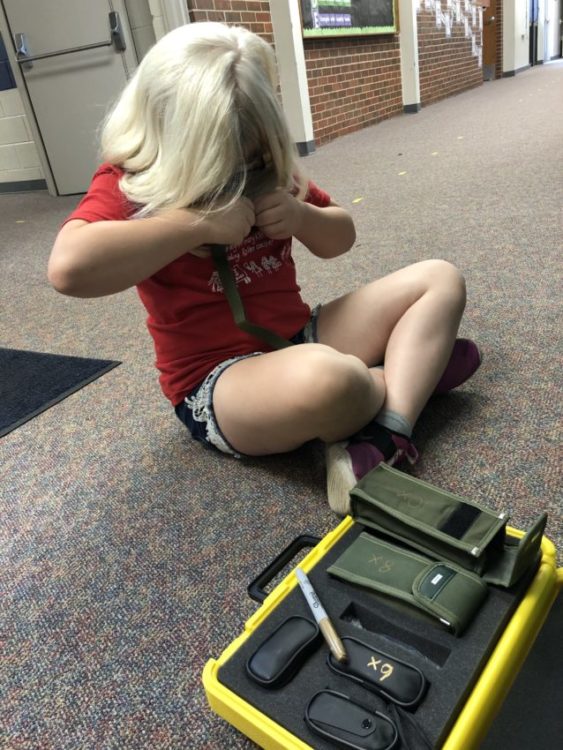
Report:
375,410,413,438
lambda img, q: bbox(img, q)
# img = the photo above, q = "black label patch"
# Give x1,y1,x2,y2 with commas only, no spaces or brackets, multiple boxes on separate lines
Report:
419,565,456,600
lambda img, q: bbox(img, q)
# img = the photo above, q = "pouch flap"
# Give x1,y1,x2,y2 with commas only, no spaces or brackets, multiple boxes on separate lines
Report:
483,513,547,587
306,690,399,750
351,464,508,572
327,636,428,709
412,563,488,636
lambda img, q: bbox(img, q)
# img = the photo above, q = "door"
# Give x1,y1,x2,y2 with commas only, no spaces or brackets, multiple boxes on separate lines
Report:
1,0,135,194
482,0,498,81
530,0,540,65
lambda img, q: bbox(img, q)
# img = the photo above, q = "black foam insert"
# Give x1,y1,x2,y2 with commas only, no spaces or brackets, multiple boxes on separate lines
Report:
217,523,536,749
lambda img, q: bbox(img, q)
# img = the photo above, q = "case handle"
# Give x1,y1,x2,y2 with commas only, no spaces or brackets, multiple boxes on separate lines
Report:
248,534,321,603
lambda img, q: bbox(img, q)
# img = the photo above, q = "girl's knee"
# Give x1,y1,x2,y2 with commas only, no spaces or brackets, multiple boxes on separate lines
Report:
293,345,376,409
424,259,466,308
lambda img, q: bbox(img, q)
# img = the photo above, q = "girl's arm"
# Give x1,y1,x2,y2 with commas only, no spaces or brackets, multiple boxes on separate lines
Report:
253,190,356,259
48,199,255,298
294,200,356,259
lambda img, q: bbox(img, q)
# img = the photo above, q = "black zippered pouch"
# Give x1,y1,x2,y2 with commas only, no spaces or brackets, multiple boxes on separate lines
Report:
305,690,399,750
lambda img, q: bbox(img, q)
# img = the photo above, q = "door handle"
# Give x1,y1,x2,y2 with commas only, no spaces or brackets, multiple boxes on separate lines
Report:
485,16,496,25
109,11,126,52
14,32,33,69
15,11,126,67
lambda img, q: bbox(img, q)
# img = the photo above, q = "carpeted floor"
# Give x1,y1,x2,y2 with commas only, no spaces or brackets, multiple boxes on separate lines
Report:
0,62,561,749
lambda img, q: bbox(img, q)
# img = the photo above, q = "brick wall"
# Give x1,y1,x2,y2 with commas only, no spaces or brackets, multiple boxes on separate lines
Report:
304,36,402,146
185,2,485,144
494,2,503,79
417,4,483,107
186,0,273,41
186,2,402,147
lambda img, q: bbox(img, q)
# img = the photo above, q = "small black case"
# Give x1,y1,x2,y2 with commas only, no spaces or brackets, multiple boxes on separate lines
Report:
305,690,399,750
246,615,321,689
327,636,428,709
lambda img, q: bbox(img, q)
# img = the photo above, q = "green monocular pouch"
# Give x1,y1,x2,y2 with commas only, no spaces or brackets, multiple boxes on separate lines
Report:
328,532,488,636
350,464,546,588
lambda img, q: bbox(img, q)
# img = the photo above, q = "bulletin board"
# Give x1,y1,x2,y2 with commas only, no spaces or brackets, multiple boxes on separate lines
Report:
300,0,398,38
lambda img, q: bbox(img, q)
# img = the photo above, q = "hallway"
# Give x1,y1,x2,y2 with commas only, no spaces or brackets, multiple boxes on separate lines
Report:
1,60,562,749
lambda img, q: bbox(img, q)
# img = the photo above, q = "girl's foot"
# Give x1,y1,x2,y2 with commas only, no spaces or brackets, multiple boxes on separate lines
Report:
433,338,481,395
326,432,418,516
325,339,479,515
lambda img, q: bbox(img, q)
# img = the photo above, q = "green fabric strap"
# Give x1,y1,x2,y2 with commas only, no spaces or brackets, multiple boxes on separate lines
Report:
328,532,489,636
211,244,294,350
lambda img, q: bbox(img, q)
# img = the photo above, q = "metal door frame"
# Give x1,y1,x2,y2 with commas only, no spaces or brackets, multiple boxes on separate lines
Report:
160,0,190,31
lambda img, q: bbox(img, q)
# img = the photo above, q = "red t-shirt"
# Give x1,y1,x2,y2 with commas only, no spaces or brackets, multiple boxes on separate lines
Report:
65,164,332,405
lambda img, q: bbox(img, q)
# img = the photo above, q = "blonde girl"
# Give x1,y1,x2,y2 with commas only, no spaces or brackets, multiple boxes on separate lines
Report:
48,22,480,515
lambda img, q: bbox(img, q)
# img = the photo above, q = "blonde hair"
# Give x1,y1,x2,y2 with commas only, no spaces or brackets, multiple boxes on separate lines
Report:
101,22,305,216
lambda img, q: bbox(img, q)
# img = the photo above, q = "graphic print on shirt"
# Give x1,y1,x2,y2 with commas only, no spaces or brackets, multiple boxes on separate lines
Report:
208,232,291,294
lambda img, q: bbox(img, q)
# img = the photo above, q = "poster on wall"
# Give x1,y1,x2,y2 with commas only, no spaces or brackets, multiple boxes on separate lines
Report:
300,0,397,37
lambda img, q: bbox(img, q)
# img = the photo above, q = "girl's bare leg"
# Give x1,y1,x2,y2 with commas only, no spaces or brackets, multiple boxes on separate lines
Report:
213,259,465,457
212,344,385,455
315,259,467,427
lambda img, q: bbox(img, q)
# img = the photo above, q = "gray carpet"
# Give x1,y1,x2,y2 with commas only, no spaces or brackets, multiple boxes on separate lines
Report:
0,62,561,748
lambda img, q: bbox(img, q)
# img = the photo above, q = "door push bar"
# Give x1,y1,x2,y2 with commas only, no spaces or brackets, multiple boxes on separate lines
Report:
15,11,126,69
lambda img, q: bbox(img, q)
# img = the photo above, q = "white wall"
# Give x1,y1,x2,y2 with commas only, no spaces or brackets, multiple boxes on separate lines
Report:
538,0,546,60
125,0,156,59
546,0,562,58
503,0,530,73
0,88,44,185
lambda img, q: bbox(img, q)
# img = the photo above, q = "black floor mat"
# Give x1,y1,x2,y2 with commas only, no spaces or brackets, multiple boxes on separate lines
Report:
0,347,120,437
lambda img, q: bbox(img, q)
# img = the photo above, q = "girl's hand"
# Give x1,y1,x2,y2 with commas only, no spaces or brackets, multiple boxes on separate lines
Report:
187,245,212,258
253,189,304,240
202,197,255,247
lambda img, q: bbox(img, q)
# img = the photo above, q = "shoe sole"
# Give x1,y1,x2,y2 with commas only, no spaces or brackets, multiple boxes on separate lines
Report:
325,442,356,516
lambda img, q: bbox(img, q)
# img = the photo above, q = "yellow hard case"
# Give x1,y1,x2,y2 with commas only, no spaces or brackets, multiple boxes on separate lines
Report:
203,517,561,750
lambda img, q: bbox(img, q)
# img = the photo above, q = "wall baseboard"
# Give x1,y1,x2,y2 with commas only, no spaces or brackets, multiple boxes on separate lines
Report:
503,64,531,77
296,140,316,156
0,179,47,193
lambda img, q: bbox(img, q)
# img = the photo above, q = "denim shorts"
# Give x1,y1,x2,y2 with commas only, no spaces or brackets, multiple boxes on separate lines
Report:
174,307,320,456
